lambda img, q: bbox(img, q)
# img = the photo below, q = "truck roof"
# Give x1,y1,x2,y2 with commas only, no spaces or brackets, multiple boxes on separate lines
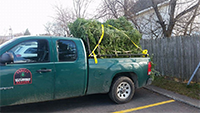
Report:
0,36,82,50
13,36,82,41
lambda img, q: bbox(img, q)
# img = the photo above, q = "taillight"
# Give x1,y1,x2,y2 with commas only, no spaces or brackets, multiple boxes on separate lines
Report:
16,54,21,57
148,61,151,75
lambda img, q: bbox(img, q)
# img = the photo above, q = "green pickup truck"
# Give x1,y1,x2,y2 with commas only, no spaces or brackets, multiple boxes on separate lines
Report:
0,36,152,107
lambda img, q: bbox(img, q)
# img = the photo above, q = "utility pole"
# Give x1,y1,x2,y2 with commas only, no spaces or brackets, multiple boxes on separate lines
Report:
9,27,13,39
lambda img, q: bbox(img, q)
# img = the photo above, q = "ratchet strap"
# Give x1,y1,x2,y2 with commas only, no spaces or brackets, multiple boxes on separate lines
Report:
108,25,149,57
88,24,104,64
89,24,149,64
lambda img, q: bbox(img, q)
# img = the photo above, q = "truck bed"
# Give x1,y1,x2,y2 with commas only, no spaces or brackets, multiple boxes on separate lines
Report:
86,57,150,94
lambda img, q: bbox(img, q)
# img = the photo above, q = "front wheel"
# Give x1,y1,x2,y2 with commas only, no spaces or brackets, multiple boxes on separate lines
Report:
109,76,135,104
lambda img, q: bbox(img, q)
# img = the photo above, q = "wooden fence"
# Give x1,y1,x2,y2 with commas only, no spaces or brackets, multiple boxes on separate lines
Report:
140,36,200,82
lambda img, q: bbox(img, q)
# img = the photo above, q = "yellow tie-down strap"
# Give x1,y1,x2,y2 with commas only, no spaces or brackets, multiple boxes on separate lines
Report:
89,24,149,64
88,24,104,64
108,25,149,57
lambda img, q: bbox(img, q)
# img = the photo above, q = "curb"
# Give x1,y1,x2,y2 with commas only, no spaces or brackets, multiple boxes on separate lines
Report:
144,85,200,109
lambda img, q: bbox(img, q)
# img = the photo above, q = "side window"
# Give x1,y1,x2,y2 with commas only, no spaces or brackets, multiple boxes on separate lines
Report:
57,40,77,61
8,40,49,63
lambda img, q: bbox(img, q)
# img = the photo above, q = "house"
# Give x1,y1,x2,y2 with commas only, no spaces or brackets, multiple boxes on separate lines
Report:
131,0,170,39
131,0,200,39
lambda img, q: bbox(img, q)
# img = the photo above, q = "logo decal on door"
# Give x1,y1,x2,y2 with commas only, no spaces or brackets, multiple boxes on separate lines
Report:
14,68,32,85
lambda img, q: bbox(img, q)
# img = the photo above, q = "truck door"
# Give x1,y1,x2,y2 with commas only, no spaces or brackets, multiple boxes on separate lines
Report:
54,39,87,99
0,39,54,106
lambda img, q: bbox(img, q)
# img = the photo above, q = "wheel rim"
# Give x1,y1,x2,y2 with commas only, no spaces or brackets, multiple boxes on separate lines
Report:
117,82,131,99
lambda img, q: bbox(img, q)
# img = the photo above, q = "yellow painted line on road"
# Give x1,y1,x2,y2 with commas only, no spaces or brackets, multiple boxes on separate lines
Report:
113,100,175,113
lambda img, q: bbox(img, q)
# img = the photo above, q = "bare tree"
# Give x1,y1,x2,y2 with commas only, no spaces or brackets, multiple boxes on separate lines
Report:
0,35,8,45
44,22,66,36
45,0,93,36
54,5,75,36
174,0,200,35
0,37,7,44
73,0,92,18
95,0,136,20
0,29,10,44
151,0,200,37
96,0,200,38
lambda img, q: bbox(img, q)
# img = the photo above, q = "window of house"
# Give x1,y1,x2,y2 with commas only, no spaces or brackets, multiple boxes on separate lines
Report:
57,40,77,61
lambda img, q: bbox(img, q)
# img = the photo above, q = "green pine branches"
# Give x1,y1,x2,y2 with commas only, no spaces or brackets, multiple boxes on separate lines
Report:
69,17,142,56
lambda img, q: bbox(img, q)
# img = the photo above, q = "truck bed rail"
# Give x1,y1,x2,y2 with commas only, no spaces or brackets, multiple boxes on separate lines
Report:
89,54,144,58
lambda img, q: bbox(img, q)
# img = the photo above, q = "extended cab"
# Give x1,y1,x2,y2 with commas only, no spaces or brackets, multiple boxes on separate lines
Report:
0,36,152,107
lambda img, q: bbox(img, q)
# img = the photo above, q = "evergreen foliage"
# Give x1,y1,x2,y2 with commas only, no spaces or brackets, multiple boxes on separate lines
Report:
24,28,31,35
69,17,142,56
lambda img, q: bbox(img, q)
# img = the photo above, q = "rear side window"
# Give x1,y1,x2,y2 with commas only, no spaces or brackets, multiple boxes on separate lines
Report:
57,40,77,61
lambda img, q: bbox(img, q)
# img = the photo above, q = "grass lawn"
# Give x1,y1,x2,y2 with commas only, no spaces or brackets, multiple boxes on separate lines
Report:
152,76,200,100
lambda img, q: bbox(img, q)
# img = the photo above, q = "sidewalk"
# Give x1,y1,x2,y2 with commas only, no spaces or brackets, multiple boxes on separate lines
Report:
144,85,200,109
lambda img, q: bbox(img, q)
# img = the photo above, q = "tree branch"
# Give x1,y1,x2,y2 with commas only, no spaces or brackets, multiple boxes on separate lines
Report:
175,0,200,20
151,0,167,35
166,0,176,37
184,3,199,35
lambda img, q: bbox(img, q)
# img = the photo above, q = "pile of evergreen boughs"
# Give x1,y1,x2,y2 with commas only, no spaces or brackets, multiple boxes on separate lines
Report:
69,17,142,56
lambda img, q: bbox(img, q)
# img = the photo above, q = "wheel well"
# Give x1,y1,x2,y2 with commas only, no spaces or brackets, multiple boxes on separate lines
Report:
111,72,138,88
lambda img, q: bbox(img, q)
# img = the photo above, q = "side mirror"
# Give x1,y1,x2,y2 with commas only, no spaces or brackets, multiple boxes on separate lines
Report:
0,52,14,64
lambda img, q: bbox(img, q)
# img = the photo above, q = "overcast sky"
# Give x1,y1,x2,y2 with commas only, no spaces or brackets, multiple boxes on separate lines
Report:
0,0,100,35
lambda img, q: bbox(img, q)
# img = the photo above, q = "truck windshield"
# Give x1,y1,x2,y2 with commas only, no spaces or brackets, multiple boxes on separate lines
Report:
0,38,16,50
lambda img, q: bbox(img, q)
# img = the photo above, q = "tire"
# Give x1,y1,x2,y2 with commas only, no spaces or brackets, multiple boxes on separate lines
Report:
109,76,135,104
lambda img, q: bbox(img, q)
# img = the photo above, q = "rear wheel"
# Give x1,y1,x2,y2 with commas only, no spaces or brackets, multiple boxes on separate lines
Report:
109,76,135,104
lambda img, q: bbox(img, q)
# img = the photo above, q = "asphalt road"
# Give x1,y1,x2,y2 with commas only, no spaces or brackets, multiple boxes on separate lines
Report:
1,88,199,113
